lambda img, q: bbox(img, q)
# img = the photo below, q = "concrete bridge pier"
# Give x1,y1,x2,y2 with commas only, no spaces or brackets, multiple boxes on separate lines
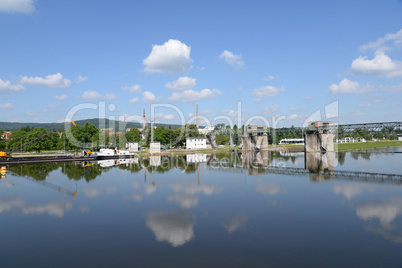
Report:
304,133,334,152
241,126,268,151
304,121,335,153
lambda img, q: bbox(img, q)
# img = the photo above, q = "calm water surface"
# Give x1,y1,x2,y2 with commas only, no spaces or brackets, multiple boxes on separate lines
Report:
1,149,402,267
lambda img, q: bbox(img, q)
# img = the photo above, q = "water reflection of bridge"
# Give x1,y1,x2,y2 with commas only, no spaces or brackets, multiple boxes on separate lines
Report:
204,151,402,184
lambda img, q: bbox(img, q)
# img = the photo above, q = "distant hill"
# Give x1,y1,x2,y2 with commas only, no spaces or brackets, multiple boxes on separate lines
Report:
0,118,183,132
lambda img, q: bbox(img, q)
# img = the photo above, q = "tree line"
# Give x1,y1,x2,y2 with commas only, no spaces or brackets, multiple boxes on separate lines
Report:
1,122,400,153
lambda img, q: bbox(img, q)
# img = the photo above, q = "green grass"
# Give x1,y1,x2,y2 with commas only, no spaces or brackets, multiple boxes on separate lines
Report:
336,140,402,151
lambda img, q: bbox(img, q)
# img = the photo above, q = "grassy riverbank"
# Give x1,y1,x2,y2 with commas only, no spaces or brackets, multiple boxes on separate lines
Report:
335,140,402,151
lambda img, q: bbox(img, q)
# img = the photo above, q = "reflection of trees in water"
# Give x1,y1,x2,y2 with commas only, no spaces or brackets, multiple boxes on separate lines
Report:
350,152,371,161
6,151,306,182
61,164,102,182
9,164,59,181
117,156,199,174
351,152,359,160
337,152,346,166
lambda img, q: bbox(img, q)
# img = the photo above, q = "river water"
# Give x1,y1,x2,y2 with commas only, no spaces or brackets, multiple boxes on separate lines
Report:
1,148,402,267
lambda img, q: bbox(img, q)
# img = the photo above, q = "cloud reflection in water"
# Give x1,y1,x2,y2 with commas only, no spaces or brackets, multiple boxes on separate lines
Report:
146,211,195,247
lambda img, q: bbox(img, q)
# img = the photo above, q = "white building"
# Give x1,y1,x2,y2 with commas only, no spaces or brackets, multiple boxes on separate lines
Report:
186,138,207,150
335,137,366,143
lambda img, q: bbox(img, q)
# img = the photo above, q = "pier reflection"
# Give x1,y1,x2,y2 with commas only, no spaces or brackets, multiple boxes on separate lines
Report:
305,152,335,182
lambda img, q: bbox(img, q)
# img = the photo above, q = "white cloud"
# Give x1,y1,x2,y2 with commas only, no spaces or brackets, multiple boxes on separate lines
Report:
262,75,277,81
0,79,25,93
164,114,175,120
142,91,156,103
358,103,372,108
262,105,280,116
26,111,34,116
143,39,193,74
350,50,402,77
359,29,402,51
170,181,222,196
288,114,298,120
129,97,139,103
305,96,312,100
223,213,248,234
355,199,402,227
83,186,116,197
76,75,88,84
252,85,284,97
0,103,13,109
328,78,364,94
332,183,375,200
168,89,221,103
55,94,68,100
20,73,71,88
21,201,72,218
329,78,402,95
83,188,102,197
255,180,284,195
219,50,244,68
104,93,116,100
123,193,142,202
0,0,35,13
289,107,297,111
0,199,72,218
351,110,367,117
168,194,198,208
81,91,102,99
146,211,195,247
223,109,238,118
165,76,196,91
121,85,141,93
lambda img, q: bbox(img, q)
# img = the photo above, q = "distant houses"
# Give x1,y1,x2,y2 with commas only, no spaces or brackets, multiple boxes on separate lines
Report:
1,131,12,141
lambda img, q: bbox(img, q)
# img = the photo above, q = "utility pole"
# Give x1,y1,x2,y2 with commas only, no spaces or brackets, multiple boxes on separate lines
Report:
21,137,22,154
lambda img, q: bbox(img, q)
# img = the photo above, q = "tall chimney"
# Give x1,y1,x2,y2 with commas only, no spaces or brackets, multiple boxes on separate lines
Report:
143,109,146,129
196,104,199,129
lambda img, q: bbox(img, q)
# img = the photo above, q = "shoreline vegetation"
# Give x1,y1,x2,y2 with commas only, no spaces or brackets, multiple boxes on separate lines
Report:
9,140,402,158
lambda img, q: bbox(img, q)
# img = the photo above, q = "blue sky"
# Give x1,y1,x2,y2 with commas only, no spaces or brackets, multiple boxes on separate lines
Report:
0,0,401,127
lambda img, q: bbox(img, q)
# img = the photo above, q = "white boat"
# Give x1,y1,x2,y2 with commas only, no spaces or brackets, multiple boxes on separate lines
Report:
93,148,135,158
94,148,116,157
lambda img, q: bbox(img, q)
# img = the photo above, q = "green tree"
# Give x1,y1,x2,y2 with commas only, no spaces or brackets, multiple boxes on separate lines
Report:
24,128,56,152
154,126,170,145
125,128,142,143
214,123,225,131
216,134,230,145
233,124,239,145
6,129,28,151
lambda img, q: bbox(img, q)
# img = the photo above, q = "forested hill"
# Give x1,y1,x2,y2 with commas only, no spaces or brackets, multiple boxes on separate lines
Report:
0,118,182,132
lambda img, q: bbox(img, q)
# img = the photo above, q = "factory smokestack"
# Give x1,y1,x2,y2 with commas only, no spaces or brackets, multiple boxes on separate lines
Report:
196,104,199,129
